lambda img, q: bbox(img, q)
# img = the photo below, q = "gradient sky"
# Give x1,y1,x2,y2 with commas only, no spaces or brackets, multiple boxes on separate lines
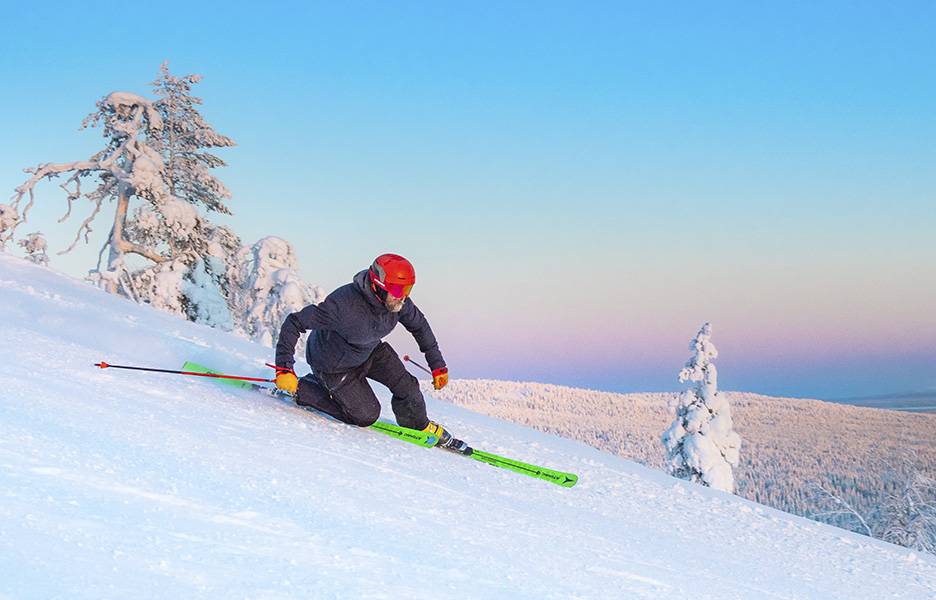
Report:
2,1,934,400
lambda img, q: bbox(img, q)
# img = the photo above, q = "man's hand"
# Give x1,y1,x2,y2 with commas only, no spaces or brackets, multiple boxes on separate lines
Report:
275,370,298,394
432,367,449,390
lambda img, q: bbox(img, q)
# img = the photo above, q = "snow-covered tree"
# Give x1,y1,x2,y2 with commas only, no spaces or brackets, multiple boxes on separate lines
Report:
117,61,240,308
230,236,325,346
8,90,162,291
182,224,243,330
7,63,323,346
17,232,50,266
7,63,240,300
877,454,936,554
0,204,20,250
662,323,741,493
808,445,936,554
148,60,236,216
10,89,179,294
182,257,235,331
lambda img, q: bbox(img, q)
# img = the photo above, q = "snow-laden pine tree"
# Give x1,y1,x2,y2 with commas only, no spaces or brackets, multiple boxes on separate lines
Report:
9,82,236,303
148,60,236,217
7,61,239,304
6,63,323,346
230,237,326,346
8,62,239,302
121,61,241,311
662,323,741,493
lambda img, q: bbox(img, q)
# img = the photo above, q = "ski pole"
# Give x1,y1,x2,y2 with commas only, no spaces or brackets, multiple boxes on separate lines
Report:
403,355,432,375
94,361,275,383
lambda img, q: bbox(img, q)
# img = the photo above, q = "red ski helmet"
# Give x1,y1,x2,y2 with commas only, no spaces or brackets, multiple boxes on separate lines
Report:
369,253,415,298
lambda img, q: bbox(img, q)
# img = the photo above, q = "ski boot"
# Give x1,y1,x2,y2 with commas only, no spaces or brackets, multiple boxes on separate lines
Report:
423,421,472,455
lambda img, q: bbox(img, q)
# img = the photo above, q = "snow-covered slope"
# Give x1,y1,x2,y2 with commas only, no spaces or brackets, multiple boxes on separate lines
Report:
1,253,934,600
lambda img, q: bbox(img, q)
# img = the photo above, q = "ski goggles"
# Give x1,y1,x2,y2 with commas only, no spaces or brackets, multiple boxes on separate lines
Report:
382,282,413,298
369,267,414,298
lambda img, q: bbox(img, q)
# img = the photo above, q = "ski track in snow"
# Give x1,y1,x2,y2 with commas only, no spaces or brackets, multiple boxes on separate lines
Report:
1,253,935,599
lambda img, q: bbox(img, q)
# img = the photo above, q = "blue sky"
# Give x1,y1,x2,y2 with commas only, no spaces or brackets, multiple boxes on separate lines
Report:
2,1,934,399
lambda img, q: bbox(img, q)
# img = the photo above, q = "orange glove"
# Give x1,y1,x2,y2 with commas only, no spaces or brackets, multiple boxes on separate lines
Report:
275,370,298,394
432,367,449,390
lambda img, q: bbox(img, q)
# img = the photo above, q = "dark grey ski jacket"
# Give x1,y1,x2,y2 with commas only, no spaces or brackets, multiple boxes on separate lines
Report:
275,270,445,375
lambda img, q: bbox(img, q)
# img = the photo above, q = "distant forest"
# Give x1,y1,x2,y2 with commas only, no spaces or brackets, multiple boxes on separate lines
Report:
426,380,936,537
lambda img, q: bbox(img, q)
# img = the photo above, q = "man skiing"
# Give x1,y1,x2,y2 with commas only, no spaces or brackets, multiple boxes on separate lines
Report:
273,253,467,452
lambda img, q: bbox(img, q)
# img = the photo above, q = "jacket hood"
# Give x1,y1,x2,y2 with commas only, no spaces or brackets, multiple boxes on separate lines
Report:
353,269,385,310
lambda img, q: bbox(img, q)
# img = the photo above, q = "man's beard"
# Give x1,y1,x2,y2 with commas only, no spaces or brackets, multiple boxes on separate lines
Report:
386,297,405,313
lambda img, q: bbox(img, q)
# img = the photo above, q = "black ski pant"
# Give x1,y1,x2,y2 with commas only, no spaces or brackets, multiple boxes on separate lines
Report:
294,342,429,430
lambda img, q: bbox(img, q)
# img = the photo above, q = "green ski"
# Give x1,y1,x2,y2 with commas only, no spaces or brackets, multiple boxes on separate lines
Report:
182,361,258,390
470,449,578,488
369,421,439,448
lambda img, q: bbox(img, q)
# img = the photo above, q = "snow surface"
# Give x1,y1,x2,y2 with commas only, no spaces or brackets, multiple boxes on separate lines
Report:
1,252,934,599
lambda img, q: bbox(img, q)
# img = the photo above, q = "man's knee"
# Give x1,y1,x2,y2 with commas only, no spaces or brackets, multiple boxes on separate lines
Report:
393,370,421,399
309,371,381,427
344,401,381,428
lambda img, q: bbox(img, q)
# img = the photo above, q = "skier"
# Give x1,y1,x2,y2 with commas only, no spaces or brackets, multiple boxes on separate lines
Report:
273,253,467,452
